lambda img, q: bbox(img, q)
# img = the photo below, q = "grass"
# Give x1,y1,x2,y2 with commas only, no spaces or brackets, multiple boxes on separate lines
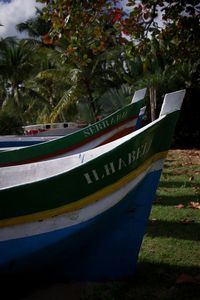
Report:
80,150,200,300
140,150,200,267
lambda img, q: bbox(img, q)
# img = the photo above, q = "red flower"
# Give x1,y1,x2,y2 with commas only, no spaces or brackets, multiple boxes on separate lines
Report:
122,28,129,35
112,13,122,24
42,34,54,45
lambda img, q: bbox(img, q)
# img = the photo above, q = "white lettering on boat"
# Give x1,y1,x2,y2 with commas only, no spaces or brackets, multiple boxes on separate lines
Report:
83,139,152,184
83,111,128,137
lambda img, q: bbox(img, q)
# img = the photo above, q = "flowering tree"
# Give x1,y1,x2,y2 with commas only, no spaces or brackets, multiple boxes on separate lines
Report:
37,0,128,66
36,0,133,118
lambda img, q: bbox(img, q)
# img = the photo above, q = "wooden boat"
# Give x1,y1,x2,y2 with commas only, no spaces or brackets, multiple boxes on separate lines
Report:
0,88,146,167
0,123,88,150
23,121,87,136
0,89,185,281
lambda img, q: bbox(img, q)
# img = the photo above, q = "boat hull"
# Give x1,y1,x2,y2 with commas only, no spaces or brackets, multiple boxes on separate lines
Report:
0,90,186,281
0,166,163,281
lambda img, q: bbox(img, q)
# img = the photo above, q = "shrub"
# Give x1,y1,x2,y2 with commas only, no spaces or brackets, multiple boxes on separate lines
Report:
0,111,23,135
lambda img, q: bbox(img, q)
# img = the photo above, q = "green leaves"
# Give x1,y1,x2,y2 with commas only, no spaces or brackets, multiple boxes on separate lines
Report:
49,85,79,122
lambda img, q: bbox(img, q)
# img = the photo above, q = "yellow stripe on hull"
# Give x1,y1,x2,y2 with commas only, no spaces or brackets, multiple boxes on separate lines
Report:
0,151,167,228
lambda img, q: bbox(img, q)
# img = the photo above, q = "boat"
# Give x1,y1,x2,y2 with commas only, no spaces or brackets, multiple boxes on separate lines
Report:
0,88,147,167
0,89,185,281
23,121,87,136
0,122,88,150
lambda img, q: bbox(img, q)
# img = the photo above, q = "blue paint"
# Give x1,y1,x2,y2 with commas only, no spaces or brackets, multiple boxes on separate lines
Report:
0,140,44,147
0,170,162,281
135,111,145,130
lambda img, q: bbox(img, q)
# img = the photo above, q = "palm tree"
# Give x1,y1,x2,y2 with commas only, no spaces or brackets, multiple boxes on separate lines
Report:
16,8,51,40
0,38,35,108
0,37,51,125
122,36,171,121
40,43,129,123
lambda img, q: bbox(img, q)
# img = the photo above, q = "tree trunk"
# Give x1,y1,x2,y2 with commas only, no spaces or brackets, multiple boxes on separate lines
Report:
149,86,157,121
84,79,96,121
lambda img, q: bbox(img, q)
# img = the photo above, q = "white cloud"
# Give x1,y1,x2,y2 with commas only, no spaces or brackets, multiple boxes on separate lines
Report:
0,0,44,38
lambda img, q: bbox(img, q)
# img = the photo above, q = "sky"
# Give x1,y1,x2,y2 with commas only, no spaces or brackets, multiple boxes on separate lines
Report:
0,0,44,38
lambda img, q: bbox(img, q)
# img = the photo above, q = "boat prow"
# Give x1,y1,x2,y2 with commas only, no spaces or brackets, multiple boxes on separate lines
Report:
0,89,185,281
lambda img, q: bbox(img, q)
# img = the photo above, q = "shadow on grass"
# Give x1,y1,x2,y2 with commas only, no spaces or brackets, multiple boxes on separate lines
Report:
145,219,200,241
82,263,200,300
130,261,200,300
1,262,200,300
163,160,189,169
154,194,200,206
158,180,200,189
0,275,54,300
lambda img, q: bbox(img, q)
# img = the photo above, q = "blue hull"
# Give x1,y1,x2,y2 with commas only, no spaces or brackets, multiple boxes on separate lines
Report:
0,170,162,281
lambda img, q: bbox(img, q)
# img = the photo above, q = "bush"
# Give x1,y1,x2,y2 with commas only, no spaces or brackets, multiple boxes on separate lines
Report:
173,87,200,149
0,111,23,135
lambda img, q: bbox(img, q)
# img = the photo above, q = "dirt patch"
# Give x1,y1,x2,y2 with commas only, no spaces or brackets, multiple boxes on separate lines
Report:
164,149,200,177
167,149,200,165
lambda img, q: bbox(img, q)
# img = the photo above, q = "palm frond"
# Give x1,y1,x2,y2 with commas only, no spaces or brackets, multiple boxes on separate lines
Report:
49,85,79,122
96,84,135,116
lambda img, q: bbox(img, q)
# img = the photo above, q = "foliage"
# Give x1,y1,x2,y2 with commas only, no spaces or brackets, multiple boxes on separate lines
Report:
0,38,52,125
96,83,136,116
0,110,23,135
16,8,51,40
0,1,199,147
174,87,200,148
125,1,200,80
124,1,200,137
0,38,38,108
35,0,131,116
37,0,127,66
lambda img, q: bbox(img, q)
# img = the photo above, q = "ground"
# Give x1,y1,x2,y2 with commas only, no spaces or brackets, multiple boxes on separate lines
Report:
168,149,200,169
